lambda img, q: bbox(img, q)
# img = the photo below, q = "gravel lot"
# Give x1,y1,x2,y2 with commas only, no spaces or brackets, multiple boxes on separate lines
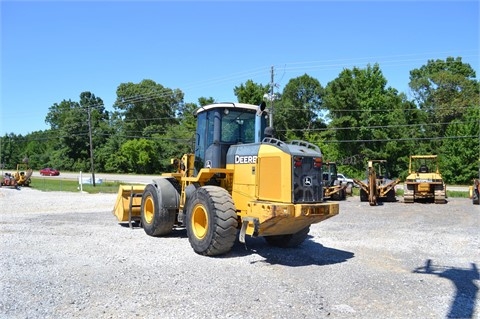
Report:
1,187,479,319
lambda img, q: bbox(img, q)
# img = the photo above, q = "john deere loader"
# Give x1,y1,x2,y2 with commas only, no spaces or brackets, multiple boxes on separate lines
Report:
113,102,339,256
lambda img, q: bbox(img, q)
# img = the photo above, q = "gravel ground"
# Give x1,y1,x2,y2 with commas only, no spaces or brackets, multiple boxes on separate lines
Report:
1,187,479,319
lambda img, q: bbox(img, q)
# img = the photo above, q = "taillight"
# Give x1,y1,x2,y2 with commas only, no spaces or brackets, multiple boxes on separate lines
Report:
294,156,303,167
313,157,322,169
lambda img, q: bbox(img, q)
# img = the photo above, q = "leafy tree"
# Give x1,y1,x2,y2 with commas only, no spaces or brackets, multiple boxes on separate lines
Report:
96,136,125,173
23,130,57,169
440,105,479,184
198,97,215,106
323,64,411,178
145,101,198,173
113,79,184,137
0,133,27,169
409,56,478,147
118,138,159,174
274,74,325,141
45,92,109,171
234,79,269,105
173,101,198,144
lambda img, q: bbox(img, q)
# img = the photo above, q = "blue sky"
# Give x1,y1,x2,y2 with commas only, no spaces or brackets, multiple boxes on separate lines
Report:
1,1,479,135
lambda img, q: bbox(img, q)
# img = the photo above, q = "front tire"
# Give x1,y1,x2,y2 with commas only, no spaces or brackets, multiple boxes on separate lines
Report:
264,226,310,248
186,186,238,256
141,184,176,236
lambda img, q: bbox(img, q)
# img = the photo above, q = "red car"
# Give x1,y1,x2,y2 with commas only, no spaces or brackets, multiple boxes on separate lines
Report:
40,168,60,176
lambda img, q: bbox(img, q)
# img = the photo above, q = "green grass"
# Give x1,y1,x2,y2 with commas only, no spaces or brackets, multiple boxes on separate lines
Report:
446,190,469,198
29,177,126,194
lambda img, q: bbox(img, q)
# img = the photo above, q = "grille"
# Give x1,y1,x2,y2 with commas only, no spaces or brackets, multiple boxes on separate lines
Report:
292,156,323,203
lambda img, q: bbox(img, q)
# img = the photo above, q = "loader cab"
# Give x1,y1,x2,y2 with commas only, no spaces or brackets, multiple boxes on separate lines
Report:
193,102,267,175
323,162,339,187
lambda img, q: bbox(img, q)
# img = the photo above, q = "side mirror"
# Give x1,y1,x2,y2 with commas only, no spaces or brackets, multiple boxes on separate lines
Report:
256,101,267,116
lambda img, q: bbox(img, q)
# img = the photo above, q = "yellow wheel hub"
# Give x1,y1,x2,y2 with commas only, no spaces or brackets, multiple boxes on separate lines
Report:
192,204,209,239
143,196,154,224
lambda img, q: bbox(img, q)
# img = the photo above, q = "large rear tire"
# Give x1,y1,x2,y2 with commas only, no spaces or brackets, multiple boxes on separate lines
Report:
264,226,310,248
141,184,176,237
185,186,238,256
386,189,396,202
360,189,368,202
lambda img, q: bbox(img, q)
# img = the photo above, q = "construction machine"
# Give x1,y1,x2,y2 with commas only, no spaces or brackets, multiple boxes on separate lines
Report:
470,179,479,205
14,163,32,187
113,102,339,256
1,172,18,188
323,162,347,200
354,160,399,206
403,155,446,204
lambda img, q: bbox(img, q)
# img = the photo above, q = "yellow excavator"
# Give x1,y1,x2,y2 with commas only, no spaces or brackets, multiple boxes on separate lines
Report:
113,102,339,256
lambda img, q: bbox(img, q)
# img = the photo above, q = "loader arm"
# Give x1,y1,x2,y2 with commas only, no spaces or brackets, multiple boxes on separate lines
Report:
353,178,368,192
353,167,378,206
378,179,400,197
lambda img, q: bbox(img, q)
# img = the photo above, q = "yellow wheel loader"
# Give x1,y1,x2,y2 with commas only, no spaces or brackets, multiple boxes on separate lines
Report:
403,155,446,204
354,160,400,206
113,102,339,256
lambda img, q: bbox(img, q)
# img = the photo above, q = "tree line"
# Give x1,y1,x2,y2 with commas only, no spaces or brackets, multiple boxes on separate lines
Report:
1,56,479,184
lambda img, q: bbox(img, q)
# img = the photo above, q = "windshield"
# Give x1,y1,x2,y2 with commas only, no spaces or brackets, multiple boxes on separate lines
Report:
221,110,256,144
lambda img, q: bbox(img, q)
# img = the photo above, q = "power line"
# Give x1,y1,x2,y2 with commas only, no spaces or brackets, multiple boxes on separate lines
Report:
322,135,476,143
282,120,478,132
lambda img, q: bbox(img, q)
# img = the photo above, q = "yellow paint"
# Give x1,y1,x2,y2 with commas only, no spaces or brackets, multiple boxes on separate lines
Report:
191,203,209,239
112,185,145,222
143,194,154,225
241,201,339,237
257,144,292,202
227,143,338,237
418,183,431,192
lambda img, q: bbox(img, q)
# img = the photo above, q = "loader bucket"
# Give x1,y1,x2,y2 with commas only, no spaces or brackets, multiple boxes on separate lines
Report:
113,185,146,222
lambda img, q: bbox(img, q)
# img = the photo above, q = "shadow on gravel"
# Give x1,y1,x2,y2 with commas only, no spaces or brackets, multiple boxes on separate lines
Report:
228,235,354,267
408,198,450,204
413,259,479,319
120,223,353,266
119,223,189,238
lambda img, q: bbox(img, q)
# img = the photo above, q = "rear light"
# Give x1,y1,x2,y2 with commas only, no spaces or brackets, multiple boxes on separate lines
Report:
293,156,303,167
313,157,322,169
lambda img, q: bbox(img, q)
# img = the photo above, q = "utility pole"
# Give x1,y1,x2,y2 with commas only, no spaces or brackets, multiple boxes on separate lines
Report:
87,105,96,187
269,66,274,127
